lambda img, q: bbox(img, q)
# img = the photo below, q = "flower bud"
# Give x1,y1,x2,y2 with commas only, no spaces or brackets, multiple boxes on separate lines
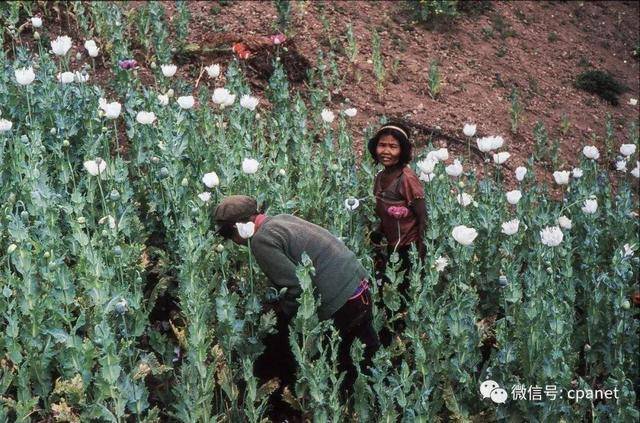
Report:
43,251,50,259
151,156,160,164
114,298,127,314
7,244,17,254
159,167,169,179
498,275,508,287
33,31,40,40
101,229,109,237
109,189,120,201
621,300,630,310
7,193,16,204
215,244,225,253
583,344,591,352
166,88,174,98
62,139,70,147
150,62,157,69
20,210,29,220
50,127,57,135
77,216,86,225
181,178,188,187
76,52,82,61
458,181,465,188
113,246,123,256
278,169,286,176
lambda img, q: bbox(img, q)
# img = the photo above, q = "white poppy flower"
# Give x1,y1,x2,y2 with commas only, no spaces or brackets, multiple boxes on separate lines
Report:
161,64,177,77
505,189,522,205
581,198,598,214
240,95,259,111
158,94,169,106
493,151,511,164
0,119,13,132
572,168,583,178
631,163,640,178
426,150,440,162
15,67,36,85
242,158,259,174
452,225,478,246
344,197,360,211
51,35,72,56
553,170,570,185
457,192,473,207
202,172,219,188
434,256,449,272
344,107,357,117
490,135,505,150
476,136,494,152
501,219,520,235
84,40,99,57
98,98,121,119
205,64,220,78
321,108,335,123
31,17,42,28
198,192,211,203
629,98,638,106
582,145,600,160
177,96,195,109
515,166,527,181
445,159,463,177
540,226,563,247
417,158,437,174
57,72,75,84
236,221,255,239
83,157,107,176
615,160,627,172
434,148,449,161
620,144,636,157
623,243,636,258
212,88,235,108
419,172,435,182
557,215,572,229
136,111,156,125
463,123,476,137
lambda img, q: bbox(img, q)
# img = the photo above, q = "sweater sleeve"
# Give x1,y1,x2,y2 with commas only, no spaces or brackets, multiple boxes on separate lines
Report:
251,230,301,318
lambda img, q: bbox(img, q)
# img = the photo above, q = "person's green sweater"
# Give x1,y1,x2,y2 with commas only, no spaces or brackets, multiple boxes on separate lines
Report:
250,214,368,320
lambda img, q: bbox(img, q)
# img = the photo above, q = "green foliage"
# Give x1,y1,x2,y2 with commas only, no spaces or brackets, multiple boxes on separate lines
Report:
427,59,442,99
509,88,523,133
371,29,386,97
406,0,459,24
574,70,627,105
274,0,291,34
174,1,191,48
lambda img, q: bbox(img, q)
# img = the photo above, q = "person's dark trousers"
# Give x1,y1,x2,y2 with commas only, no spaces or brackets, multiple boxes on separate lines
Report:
332,289,380,396
253,311,296,417
255,291,380,410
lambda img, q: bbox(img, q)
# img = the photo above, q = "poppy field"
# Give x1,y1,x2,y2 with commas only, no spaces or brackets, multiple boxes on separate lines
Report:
0,2,639,422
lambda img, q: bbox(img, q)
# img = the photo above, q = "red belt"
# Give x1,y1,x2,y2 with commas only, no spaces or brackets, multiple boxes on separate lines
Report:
349,279,370,300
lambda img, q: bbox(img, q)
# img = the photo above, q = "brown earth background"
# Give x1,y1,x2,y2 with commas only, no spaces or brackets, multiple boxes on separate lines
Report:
27,1,640,186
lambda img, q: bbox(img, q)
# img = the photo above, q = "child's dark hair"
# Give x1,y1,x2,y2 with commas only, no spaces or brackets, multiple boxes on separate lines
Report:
367,122,412,165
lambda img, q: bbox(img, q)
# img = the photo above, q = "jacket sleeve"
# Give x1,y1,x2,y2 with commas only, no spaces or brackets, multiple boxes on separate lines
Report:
251,230,301,318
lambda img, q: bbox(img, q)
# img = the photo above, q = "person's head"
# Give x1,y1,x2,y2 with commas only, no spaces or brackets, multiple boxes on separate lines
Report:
214,195,259,246
368,123,412,168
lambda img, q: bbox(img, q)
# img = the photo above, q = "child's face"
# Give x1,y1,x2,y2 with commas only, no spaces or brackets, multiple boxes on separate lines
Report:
376,134,401,167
